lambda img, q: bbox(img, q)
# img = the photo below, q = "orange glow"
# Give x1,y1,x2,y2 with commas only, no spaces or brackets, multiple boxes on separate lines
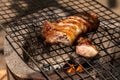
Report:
66,64,83,73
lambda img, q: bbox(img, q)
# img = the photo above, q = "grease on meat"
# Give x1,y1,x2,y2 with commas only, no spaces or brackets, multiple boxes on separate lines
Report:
41,12,100,45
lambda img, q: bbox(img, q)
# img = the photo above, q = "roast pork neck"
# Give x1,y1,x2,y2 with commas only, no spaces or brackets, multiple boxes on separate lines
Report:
41,12,100,45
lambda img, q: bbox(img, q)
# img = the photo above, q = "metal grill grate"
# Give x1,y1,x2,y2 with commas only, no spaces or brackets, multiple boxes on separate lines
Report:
1,0,120,80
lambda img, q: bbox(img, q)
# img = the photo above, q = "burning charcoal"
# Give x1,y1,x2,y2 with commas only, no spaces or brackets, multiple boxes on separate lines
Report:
63,59,83,73
76,65,83,72
67,64,76,73
66,64,83,73
63,57,76,68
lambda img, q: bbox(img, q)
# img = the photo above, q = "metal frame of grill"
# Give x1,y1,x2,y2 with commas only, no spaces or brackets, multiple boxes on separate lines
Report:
1,0,120,80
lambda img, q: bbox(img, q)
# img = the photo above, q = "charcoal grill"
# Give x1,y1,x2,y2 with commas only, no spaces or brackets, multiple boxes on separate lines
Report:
1,0,120,80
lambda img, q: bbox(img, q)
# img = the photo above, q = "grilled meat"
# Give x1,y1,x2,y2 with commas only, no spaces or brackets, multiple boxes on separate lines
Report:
42,12,100,45
76,37,98,58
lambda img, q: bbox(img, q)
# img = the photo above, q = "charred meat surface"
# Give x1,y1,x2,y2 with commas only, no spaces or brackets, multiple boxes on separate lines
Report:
41,12,100,45
76,37,98,58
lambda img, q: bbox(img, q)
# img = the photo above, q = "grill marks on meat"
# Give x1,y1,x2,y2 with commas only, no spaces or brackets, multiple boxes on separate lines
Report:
42,18,84,45
42,12,100,45
42,21,70,44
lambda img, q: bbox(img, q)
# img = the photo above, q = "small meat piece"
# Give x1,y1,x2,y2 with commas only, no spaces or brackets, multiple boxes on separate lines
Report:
76,37,98,58
42,12,100,45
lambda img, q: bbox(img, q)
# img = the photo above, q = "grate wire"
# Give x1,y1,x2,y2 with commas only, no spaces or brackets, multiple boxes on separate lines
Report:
0,0,120,80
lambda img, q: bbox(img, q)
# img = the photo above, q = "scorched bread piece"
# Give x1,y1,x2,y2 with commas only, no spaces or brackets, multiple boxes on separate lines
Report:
41,12,100,45
76,37,98,58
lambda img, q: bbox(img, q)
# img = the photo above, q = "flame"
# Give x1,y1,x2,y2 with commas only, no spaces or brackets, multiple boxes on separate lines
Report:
66,64,83,73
